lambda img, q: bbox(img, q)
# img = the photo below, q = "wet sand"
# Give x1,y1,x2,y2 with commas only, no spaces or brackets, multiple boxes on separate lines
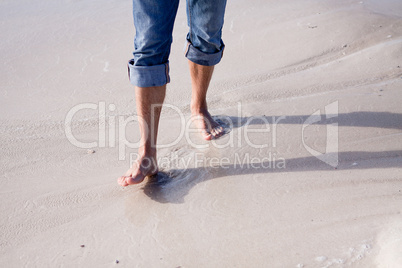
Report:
1,0,402,267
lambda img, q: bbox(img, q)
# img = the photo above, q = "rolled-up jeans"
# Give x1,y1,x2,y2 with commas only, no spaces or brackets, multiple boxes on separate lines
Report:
128,0,227,88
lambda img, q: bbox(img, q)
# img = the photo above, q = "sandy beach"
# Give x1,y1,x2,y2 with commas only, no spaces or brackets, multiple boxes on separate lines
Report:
1,0,402,267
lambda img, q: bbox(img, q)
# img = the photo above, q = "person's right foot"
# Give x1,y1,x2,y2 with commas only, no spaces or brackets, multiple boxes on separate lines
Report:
191,107,225,140
117,154,158,187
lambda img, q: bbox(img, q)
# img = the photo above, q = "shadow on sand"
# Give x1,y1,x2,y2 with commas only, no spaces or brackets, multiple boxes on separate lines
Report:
219,111,402,130
139,111,402,204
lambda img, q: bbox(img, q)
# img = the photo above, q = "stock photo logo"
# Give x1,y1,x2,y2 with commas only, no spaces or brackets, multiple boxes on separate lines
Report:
64,101,339,169
302,101,339,168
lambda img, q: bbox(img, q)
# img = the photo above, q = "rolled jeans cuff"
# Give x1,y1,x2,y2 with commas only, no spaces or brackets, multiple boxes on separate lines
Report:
127,59,170,87
184,42,225,66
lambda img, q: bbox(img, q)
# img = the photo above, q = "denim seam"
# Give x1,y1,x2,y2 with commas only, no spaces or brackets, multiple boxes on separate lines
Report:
187,0,192,43
184,41,190,57
165,63,170,83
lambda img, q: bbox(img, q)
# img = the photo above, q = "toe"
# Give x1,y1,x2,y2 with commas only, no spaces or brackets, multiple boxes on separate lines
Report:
204,134,212,140
211,126,224,138
204,132,212,140
211,128,218,137
216,127,225,137
117,176,129,187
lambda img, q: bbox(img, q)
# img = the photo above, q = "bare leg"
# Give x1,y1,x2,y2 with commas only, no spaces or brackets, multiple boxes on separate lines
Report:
189,61,225,140
118,85,166,186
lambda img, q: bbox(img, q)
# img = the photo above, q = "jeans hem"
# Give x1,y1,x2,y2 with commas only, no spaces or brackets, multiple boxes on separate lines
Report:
184,42,225,66
127,59,170,87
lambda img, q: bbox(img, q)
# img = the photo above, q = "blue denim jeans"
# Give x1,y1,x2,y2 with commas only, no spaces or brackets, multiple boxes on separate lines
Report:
128,0,227,87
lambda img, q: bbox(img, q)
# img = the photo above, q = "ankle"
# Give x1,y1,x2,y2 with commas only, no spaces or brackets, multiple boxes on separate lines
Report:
138,146,157,159
191,102,208,115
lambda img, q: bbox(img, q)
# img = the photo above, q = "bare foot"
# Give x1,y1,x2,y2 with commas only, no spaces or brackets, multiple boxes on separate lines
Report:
191,108,225,140
117,154,158,187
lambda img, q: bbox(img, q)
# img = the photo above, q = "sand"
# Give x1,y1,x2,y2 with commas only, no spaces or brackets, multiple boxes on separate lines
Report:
1,0,402,267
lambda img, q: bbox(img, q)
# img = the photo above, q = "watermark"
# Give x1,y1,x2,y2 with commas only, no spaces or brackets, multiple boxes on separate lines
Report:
129,151,286,171
64,102,285,159
302,101,338,167
64,101,339,168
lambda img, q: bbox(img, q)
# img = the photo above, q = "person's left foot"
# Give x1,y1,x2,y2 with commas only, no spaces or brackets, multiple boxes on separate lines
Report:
117,153,158,187
191,108,225,140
